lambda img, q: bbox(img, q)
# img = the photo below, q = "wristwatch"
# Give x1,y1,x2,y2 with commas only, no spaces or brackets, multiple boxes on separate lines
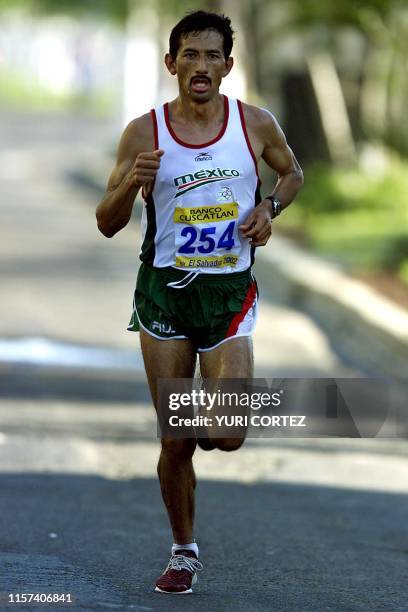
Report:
265,196,282,219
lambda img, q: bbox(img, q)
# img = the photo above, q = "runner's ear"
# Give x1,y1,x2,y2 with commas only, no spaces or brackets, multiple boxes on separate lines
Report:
223,56,234,78
165,53,177,76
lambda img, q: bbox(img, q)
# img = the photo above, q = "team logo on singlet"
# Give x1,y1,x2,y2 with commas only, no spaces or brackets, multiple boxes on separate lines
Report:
217,186,234,202
195,151,212,161
173,167,241,197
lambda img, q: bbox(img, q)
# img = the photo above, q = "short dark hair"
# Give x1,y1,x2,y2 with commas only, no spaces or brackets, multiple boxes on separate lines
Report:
169,10,234,60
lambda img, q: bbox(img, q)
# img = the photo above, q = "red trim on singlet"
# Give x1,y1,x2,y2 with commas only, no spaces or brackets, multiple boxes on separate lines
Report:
225,281,257,338
237,100,259,180
151,108,159,150
163,95,229,149
142,109,159,200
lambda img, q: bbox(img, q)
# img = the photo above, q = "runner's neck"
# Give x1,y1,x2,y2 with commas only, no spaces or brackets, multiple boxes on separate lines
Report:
169,93,225,130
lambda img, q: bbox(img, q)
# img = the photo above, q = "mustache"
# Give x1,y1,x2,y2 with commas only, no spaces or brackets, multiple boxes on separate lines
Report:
190,76,211,85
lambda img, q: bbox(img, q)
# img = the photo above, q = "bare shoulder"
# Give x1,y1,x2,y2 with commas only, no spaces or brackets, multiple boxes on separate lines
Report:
105,112,155,192
117,111,155,161
240,101,285,145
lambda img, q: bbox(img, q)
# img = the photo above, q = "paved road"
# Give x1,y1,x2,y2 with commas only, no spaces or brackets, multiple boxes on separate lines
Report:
0,398,407,612
0,111,407,611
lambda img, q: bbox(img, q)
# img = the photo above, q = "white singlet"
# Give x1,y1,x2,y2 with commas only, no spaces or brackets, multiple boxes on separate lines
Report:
140,95,261,274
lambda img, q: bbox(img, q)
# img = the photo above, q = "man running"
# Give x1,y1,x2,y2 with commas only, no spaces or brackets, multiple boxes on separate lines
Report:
96,10,303,594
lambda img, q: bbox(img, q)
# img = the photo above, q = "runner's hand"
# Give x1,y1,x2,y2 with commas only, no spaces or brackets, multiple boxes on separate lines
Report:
239,200,273,246
128,149,164,187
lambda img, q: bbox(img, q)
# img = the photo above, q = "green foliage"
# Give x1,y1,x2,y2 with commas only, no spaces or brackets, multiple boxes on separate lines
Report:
277,162,408,277
0,0,215,22
0,70,118,116
399,259,408,284
0,0,129,23
156,0,207,18
293,162,408,214
290,0,397,33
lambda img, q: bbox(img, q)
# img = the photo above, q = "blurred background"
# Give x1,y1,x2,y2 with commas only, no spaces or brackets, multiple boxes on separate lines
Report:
0,1,407,609
1,0,408,298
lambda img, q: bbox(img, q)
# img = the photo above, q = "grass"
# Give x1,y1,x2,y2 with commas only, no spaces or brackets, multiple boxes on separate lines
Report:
276,161,408,285
0,70,118,116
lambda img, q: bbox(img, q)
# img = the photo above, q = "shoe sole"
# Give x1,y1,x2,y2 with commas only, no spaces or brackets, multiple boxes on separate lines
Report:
154,586,193,594
154,573,197,594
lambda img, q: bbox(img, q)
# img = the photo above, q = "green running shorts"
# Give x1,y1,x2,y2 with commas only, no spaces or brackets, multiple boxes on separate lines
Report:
127,263,258,352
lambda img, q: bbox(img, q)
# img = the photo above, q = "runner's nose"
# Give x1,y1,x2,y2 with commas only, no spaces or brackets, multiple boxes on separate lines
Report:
195,54,209,74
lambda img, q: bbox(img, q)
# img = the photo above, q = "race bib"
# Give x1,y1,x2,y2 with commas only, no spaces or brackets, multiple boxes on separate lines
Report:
173,202,240,269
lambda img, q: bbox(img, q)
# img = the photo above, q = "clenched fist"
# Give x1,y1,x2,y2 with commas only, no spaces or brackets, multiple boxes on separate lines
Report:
239,199,273,246
128,149,165,187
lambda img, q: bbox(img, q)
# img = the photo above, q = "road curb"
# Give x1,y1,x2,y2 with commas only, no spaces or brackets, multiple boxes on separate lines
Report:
259,235,408,380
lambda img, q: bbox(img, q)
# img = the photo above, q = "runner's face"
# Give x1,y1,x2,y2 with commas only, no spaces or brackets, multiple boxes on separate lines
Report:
167,30,232,102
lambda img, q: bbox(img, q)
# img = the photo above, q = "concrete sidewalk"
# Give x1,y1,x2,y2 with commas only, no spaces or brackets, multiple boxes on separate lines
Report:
259,234,408,380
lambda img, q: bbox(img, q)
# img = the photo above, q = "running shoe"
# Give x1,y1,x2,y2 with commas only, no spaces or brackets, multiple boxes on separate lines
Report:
154,549,203,594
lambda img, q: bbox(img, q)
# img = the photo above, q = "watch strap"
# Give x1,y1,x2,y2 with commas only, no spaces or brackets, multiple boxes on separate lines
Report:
265,196,282,219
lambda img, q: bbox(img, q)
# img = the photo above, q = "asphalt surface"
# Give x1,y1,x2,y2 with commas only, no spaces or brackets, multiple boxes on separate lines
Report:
0,110,407,611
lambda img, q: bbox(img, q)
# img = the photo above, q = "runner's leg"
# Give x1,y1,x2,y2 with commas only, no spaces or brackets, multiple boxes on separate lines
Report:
140,329,197,544
199,336,253,451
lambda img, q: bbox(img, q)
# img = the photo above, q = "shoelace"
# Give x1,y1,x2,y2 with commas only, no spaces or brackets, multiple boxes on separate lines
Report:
165,553,203,574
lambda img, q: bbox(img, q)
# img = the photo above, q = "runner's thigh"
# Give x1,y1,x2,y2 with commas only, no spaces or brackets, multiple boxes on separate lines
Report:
199,336,253,378
140,329,197,408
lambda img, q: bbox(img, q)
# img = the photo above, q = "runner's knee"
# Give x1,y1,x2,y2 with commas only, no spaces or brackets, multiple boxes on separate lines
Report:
160,437,196,460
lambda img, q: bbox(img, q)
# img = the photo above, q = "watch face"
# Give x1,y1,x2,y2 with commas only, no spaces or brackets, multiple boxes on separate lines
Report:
272,199,281,217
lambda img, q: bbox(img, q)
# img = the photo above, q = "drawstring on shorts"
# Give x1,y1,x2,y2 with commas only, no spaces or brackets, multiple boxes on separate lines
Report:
166,270,200,289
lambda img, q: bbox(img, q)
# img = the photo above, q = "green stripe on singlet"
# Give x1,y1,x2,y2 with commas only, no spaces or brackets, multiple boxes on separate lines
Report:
250,180,262,267
140,192,157,265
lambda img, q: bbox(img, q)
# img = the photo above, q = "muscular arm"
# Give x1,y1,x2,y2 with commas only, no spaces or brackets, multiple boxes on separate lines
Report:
95,113,162,238
259,108,304,209
239,104,304,246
